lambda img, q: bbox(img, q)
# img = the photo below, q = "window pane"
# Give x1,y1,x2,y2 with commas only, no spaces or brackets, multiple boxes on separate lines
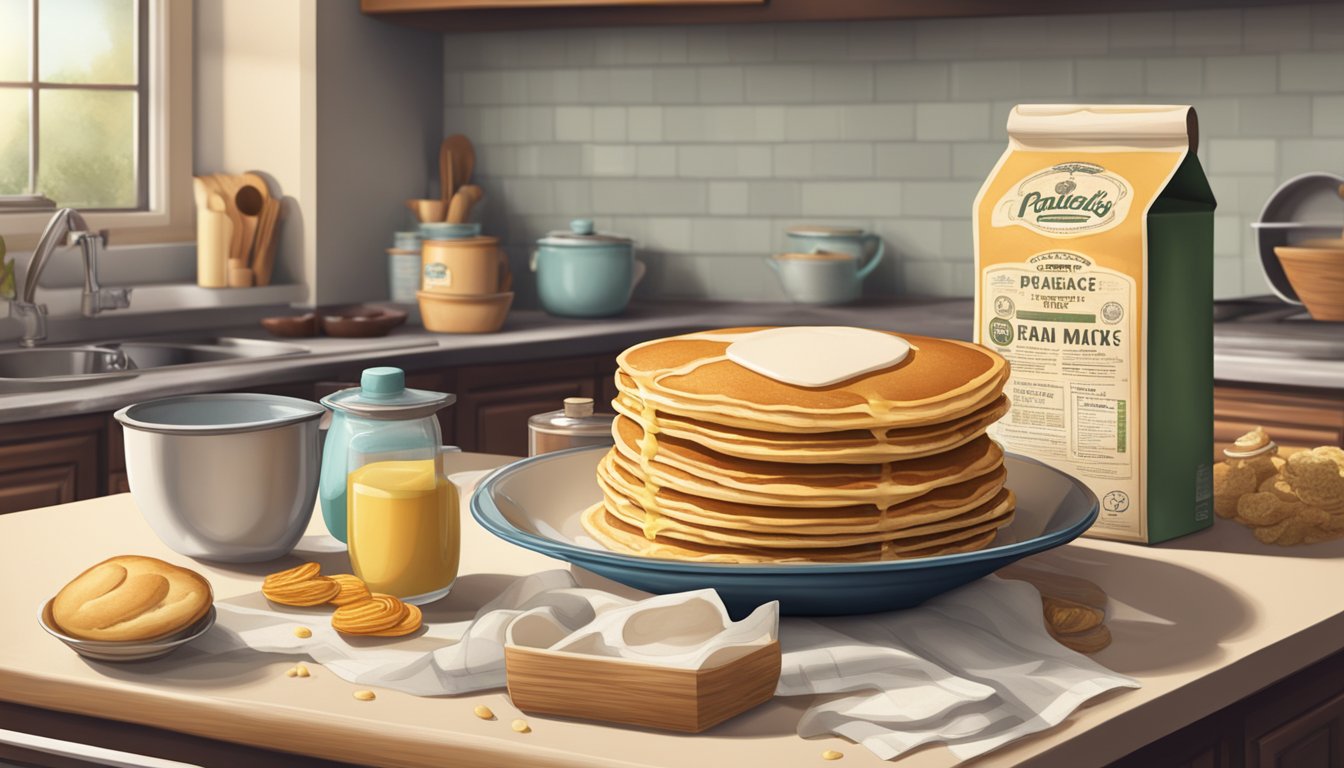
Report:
0,88,29,195
39,0,136,85
38,88,135,207
0,0,30,81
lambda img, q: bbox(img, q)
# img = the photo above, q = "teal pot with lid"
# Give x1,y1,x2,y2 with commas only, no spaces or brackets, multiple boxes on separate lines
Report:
531,219,646,317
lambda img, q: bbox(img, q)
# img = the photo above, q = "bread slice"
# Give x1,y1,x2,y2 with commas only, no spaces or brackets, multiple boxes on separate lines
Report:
52,555,213,642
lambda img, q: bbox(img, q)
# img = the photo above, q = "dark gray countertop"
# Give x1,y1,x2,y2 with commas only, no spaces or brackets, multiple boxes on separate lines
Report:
0,297,1336,424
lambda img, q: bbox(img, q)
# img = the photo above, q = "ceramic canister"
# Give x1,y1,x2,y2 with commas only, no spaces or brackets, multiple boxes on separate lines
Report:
531,219,645,318
421,235,510,295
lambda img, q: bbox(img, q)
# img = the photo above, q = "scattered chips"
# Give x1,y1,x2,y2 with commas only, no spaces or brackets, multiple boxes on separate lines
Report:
1215,428,1344,546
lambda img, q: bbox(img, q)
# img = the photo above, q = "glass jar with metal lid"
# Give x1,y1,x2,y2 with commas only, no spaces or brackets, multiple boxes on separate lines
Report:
528,396,616,456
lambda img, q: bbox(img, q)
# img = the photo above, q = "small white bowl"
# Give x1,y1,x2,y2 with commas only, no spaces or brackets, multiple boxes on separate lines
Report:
39,600,216,662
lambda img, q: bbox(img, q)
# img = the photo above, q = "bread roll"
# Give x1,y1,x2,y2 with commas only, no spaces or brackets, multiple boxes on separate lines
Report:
52,555,213,642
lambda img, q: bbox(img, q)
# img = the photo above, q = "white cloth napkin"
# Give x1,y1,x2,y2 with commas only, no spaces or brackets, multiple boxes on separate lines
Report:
197,570,1136,762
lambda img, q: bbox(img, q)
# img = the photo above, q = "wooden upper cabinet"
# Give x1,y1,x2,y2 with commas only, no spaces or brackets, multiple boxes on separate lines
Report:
361,0,1308,32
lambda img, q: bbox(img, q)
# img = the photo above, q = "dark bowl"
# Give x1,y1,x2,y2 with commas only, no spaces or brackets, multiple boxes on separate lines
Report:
260,312,319,338
319,305,408,338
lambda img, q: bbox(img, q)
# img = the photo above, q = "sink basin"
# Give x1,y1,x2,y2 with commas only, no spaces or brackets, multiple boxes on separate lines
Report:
107,336,309,368
0,336,309,391
0,347,135,387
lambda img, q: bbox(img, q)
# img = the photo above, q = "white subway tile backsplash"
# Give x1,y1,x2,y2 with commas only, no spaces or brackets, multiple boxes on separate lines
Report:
876,142,951,179
1312,3,1344,51
1144,58,1203,96
708,182,750,215
653,69,698,104
592,107,628,141
1108,12,1173,53
1280,53,1344,93
584,145,638,176
1243,6,1311,53
812,65,875,104
1314,96,1344,137
1075,58,1144,97
901,181,981,218
915,103,990,141
554,107,593,142
1238,96,1312,138
840,104,915,141
1205,55,1278,95
810,143,875,178
748,181,802,216
1172,9,1243,53
691,218,773,253
1209,139,1277,174
800,182,901,217
876,62,950,102
1280,139,1344,179
847,20,915,62
636,145,677,177
446,9,1337,302
627,107,664,143
951,143,1003,180
678,145,773,178
697,67,745,104
745,65,815,103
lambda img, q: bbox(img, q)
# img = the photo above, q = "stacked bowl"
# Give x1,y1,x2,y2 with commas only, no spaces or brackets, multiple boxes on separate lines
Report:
416,221,513,333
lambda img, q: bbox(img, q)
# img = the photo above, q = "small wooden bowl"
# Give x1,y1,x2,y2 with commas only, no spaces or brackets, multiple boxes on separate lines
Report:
320,305,408,338
505,640,780,733
1275,245,1344,321
260,312,318,338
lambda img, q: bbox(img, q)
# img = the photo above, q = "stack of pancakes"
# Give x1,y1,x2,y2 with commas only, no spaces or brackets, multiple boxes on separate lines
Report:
581,327,1016,563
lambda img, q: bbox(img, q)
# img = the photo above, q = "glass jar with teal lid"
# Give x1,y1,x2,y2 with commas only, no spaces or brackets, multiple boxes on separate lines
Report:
319,367,455,542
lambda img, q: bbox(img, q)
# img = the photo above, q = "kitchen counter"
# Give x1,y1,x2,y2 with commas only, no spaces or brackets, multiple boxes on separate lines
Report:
2,453,1343,768
1,297,1340,425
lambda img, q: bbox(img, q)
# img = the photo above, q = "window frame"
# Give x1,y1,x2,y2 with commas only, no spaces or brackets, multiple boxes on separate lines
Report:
0,0,192,249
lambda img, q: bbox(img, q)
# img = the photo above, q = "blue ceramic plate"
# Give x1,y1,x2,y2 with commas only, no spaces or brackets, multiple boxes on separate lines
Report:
471,446,1098,616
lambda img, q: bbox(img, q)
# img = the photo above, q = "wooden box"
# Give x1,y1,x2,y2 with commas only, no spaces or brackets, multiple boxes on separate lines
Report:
504,641,781,733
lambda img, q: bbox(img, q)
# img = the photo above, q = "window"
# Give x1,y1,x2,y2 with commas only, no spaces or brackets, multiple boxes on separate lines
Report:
1,0,147,211
0,0,190,248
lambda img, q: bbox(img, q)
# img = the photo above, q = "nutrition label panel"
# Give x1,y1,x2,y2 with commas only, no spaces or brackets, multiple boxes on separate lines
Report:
981,252,1140,534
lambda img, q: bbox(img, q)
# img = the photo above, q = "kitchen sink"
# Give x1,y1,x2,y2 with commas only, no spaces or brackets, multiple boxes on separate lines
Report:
0,336,309,391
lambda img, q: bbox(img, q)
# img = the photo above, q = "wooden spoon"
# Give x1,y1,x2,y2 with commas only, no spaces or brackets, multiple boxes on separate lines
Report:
444,134,475,193
252,198,282,287
439,138,455,208
210,174,246,264
234,184,265,266
447,184,484,224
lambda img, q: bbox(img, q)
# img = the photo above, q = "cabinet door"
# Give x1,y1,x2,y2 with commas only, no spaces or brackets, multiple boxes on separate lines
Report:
1251,691,1344,768
0,417,103,514
458,378,596,457
1214,386,1344,456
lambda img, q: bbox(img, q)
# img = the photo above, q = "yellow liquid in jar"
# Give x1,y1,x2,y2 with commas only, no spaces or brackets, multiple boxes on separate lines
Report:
346,459,460,600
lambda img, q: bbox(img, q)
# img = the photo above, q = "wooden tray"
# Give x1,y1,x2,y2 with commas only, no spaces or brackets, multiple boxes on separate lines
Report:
505,641,781,733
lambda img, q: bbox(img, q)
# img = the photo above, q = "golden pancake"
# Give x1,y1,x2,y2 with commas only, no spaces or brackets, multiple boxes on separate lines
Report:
614,390,1009,464
615,328,1010,432
602,482,1015,550
600,449,1008,534
613,418,1004,510
580,503,1005,563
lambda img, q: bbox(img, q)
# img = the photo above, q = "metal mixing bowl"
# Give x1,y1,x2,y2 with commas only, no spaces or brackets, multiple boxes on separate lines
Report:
114,393,325,563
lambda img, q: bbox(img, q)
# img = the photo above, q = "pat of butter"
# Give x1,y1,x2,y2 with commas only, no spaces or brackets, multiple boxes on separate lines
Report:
726,327,910,388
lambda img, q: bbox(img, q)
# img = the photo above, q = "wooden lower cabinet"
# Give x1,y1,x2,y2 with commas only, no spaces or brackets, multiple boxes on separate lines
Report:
1213,385,1344,456
454,356,607,457
1110,650,1344,768
0,416,103,514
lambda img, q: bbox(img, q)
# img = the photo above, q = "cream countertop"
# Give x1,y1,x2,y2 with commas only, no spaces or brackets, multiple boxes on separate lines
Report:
1,452,1343,767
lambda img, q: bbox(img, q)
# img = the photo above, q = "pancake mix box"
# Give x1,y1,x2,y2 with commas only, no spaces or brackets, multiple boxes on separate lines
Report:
973,104,1215,544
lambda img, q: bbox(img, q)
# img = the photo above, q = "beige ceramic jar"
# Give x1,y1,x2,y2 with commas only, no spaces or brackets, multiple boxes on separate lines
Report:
421,236,511,295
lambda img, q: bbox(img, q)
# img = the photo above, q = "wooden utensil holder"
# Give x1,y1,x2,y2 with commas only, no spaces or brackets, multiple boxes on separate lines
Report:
505,640,781,733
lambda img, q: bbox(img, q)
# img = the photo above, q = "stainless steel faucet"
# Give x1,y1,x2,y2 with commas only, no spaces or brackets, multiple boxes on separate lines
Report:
8,208,132,347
